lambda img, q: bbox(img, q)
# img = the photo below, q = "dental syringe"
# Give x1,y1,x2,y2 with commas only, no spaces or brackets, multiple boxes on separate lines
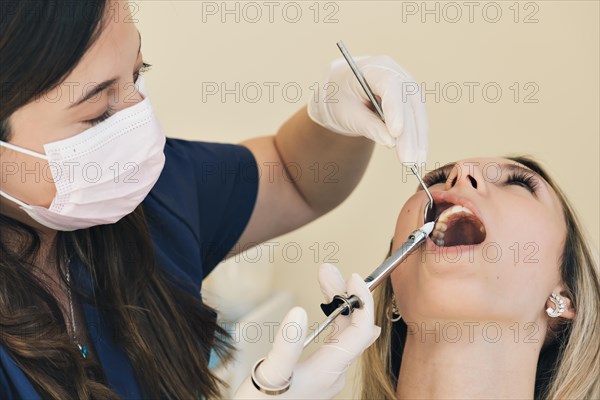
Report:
251,223,435,394
303,221,434,349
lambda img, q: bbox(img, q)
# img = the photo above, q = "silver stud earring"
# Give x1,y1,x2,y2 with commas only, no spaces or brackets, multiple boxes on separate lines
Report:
390,293,401,322
546,293,566,318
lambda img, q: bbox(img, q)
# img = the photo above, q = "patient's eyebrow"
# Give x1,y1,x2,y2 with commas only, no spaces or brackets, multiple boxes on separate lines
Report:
501,162,537,176
68,31,142,110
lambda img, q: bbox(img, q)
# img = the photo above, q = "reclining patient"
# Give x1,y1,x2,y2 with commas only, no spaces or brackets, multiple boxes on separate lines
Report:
361,156,600,400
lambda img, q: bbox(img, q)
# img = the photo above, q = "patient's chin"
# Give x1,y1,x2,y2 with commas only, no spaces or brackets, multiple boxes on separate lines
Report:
393,280,508,325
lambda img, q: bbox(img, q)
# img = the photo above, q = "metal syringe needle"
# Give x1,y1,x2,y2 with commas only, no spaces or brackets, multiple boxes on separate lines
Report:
303,221,434,349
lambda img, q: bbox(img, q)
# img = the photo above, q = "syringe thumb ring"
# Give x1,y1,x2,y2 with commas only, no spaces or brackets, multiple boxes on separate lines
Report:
250,357,292,395
320,294,363,317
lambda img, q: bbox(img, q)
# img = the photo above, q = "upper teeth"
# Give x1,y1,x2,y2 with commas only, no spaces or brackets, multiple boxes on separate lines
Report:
437,205,474,223
431,205,476,246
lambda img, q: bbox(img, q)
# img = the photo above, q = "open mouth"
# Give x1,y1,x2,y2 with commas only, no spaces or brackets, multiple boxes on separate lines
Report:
429,201,487,247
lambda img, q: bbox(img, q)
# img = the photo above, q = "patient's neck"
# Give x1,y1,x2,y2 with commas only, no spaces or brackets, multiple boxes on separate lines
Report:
396,320,543,399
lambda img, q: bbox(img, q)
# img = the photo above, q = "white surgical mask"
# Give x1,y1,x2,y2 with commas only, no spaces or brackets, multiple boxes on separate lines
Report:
0,76,166,231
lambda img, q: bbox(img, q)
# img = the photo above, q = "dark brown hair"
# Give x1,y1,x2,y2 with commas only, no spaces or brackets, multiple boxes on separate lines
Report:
1,1,230,398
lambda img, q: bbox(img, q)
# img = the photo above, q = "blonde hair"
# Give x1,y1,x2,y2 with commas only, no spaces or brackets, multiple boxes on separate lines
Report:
361,156,600,399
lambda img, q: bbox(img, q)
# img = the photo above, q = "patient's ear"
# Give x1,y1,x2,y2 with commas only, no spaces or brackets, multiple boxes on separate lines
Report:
542,288,575,347
545,287,575,320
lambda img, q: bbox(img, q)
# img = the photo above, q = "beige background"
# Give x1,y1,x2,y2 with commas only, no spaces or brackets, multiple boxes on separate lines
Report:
135,1,599,397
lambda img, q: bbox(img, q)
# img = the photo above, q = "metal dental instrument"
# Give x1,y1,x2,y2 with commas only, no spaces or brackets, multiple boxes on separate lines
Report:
337,41,385,122
301,42,437,349
336,41,434,222
411,164,434,223
303,221,435,349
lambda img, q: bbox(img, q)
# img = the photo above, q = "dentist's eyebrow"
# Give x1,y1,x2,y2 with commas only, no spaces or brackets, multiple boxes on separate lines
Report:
68,31,142,109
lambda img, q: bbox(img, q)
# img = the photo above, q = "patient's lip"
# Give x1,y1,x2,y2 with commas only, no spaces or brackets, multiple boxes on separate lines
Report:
426,191,486,229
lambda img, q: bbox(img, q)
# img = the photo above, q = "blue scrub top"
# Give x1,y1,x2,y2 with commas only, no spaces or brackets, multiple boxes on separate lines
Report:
0,138,259,399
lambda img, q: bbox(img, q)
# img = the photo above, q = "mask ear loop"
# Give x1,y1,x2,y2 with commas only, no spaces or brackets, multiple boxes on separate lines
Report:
0,141,48,159
410,164,434,223
0,189,30,209
0,142,48,208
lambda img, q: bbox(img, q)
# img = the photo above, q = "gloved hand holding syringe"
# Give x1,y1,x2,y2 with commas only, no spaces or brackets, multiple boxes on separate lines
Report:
304,219,434,349
243,202,435,398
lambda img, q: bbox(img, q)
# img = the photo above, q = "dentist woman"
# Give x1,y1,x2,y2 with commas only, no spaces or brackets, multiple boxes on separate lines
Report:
0,1,427,398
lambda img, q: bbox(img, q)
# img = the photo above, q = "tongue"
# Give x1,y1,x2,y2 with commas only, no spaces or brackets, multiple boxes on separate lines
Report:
442,213,486,246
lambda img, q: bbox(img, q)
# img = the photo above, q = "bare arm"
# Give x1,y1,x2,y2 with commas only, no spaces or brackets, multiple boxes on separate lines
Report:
234,106,374,250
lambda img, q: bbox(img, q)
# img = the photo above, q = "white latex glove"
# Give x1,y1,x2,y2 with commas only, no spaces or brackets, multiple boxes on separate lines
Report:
308,55,428,165
233,264,380,399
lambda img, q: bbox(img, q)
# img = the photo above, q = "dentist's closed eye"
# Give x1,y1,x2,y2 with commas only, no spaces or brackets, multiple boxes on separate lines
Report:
83,62,152,126
133,62,152,84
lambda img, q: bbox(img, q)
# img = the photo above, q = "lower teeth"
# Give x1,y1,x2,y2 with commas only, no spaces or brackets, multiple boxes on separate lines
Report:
432,229,445,247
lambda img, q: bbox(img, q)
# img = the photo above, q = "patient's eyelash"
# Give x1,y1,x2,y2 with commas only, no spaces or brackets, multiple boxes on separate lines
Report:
420,165,539,195
423,169,449,187
83,62,152,126
505,170,539,193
